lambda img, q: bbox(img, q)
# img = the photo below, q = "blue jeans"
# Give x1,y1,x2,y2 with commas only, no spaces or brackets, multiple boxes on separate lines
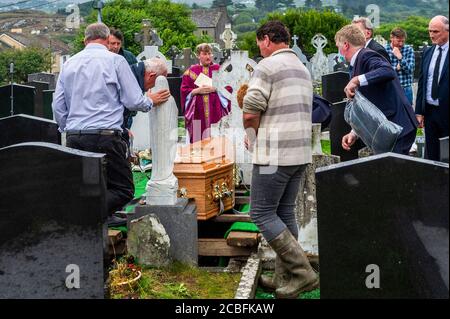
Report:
403,86,413,105
250,164,306,242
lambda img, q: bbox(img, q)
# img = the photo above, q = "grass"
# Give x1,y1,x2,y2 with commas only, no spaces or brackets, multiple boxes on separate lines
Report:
110,260,242,299
255,271,320,299
321,139,331,155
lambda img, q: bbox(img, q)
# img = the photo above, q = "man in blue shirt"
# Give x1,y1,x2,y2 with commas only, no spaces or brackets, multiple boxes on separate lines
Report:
385,28,415,104
52,23,170,219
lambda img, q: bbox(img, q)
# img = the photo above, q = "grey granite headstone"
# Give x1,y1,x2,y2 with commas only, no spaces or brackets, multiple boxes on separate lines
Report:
0,142,108,298
440,136,449,163
24,81,49,118
329,100,364,161
127,214,171,267
27,73,56,90
131,198,198,265
0,114,61,149
174,48,197,74
316,153,449,298
0,84,35,118
322,71,349,104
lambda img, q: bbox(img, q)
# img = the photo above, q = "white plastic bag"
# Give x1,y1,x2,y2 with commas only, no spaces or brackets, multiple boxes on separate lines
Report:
344,91,403,154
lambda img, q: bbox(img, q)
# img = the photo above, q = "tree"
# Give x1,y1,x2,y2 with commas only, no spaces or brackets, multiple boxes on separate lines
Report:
375,16,429,50
211,0,233,8
73,0,210,56
191,3,203,9
0,48,51,85
238,9,349,57
255,0,277,13
305,0,322,10
278,0,296,10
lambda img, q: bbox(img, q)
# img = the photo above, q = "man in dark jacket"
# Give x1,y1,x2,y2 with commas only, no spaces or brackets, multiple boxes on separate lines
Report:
336,24,418,155
415,15,449,161
352,17,391,63
108,28,138,65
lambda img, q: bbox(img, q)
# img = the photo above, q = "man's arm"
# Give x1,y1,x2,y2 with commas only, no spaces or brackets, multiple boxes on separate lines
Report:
363,55,397,85
116,58,153,112
399,46,415,75
344,54,397,99
243,112,261,133
415,48,429,127
52,71,68,132
242,65,270,147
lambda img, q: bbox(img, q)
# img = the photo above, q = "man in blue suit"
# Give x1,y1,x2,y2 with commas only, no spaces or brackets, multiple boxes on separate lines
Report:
415,16,449,161
335,24,418,155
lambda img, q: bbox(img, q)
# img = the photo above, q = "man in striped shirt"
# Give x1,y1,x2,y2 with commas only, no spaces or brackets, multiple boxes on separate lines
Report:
242,20,318,299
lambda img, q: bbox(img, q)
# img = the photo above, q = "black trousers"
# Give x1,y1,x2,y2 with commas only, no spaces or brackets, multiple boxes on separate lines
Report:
393,129,417,155
425,103,449,161
67,134,134,215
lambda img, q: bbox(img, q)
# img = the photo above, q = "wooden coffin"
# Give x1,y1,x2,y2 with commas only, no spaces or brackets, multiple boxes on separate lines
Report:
174,137,235,220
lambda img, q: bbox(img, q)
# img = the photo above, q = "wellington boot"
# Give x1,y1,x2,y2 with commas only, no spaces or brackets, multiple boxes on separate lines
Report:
268,229,319,299
259,256,290,291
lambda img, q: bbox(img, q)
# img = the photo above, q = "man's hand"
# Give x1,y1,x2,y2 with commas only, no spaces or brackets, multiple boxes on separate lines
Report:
148,89,170,106
416,115,424,129
342,131,358,151
392,47,402,60
344,76,360,99
192,85,216,96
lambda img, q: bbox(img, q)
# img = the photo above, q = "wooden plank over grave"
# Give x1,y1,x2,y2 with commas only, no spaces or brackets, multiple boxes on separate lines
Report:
198,238,255,257
226,231,259,247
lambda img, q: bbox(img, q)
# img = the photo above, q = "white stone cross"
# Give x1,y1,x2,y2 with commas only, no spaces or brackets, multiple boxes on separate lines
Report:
310,34,329,82
374,35,388,47
291,34,312,74
220,24,237,50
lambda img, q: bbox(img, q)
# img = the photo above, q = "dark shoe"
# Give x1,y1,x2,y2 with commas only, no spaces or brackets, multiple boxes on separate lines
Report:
268,229,319,299
107,215,127,227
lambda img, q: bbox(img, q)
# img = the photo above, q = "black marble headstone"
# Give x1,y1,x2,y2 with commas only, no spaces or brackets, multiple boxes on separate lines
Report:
440,136,449,163
329,100,364,161
0,84,35,118
0,114,61,148
168,76,183,116
25,81,49,118
0,142,108,298
43,90,55,120
169,66,181,77
27,72,56,90
322,71,349,104
316,153,449,298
